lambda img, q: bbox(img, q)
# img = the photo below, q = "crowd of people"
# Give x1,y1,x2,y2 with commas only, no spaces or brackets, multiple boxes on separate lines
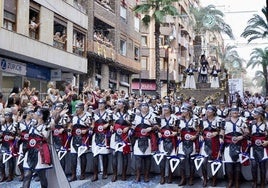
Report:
0,79,267,188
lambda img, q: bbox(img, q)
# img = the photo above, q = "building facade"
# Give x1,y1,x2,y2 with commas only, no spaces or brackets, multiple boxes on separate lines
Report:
0,0,88,97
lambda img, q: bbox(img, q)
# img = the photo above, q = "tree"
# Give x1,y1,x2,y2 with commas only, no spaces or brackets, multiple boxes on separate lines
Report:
240,7,268,42
133,0,178,97
247,47,268,95
190,5,234,64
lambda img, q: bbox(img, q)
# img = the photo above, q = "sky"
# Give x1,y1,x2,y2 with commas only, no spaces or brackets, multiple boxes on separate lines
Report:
201,0,266,62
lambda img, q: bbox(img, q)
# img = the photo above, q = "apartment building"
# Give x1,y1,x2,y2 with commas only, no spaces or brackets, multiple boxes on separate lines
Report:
132,0,199,97
85,0,141,93
0,0,88,96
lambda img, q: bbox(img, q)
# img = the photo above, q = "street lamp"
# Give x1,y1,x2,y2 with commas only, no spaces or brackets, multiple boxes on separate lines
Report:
164,45,170,95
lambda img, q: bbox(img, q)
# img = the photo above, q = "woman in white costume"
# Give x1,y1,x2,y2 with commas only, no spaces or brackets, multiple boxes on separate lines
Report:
184,63,197,89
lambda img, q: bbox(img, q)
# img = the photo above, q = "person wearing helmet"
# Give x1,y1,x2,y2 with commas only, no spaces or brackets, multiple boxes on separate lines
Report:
199,105,221,186
91,98,111,182
250,107,268,188
157,103,179,184
177,104,200,186
132,101,158,182
51,102,70,173
110,99,131,182
0,108,17,182
22,107,52,188
68,102,92,181
216,98,229,120
17,107,35,181
173,96,184,117
219,106,249,188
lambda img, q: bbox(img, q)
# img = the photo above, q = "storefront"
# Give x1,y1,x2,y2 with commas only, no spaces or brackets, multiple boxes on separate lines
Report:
131,81,157,96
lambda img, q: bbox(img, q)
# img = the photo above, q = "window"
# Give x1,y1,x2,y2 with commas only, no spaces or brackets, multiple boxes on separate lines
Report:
120,39,127,56
159,36,164,46
3,0,17,31
109,68,117,80
160,58,164,70
73,27,86,56
134,46,139,61
95,62,102,75
134,16,140,31
141,57,148,70
120,74,129,83
53,16,67,50
29,2,40,39
120,6,127,21
141,36,147,46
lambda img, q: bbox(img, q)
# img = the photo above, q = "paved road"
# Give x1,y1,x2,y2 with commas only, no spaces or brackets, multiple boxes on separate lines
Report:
0,173,255,188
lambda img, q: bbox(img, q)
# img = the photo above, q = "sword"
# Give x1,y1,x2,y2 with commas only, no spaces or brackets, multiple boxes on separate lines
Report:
57,136,71,161
210,143,223,176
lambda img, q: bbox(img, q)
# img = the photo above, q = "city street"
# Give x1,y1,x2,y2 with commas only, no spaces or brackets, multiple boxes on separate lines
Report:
0,173,254,188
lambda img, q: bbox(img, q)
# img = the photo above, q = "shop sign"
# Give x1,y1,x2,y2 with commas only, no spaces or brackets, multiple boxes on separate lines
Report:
131,82,156,90
0,58,26,75
51,69,62,81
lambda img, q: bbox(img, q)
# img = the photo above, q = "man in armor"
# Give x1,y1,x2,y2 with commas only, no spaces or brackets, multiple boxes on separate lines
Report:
173,96,184,117
68,102,92,181
199,105,221,186
177,104,200,186
132,101,158,182
219,106,249,188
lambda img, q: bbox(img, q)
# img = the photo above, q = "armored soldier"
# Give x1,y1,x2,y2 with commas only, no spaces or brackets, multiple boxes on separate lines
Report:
216,98,229,120
157,103,178,184
110,99,131,182
173,96,184,117
219,106,249,188
22,107,52,188
132,101,157,182
17,108,35,181
91,99,111,182
199,105,221,186
177,104,200,186
249,107,268,188
69,102,92,181
0,108,18,182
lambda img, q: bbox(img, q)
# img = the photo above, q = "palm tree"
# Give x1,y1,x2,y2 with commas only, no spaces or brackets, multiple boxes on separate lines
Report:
252,70,266,94
133,0,178,97
247,47,268,95
190,5,234,64
240,7,268,42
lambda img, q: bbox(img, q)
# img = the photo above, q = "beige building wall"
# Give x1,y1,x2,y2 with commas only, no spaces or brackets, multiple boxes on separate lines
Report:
17,0,30,36
39,7,54,45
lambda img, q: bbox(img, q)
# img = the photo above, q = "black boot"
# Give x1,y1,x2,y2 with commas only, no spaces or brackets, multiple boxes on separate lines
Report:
80,155,87,180
178,169,186,186
6,160,14,182
122,155,128,181
202,168,207,187
91,157,98,182
18,164,24,181
102,155,108,179
144,156,150,182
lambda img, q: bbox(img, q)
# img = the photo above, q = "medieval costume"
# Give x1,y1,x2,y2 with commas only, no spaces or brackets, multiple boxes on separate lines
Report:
184,63,197,89
22,107,52,188
110,99,131,182
91,99,111,182
249,107,268,188
69,102,91,181
177,104,200,186
0,108,18,182
199,105,221,186
210,65,221,88
219,106,249,188
198,54,209,83
157,103,178,184
132,101,157,182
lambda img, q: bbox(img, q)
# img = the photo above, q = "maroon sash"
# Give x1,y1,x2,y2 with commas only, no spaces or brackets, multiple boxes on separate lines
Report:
114,123,130,154
160,129,176,148
203,130,219,159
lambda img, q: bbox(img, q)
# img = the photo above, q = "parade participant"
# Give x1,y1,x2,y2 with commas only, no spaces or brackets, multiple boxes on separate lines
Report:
184,63,197,89
249,107,268,188
199,105,221,186
210,65,221,88
198,54,209,83
110,99,131,182
91,98,111,182
219,106,249,188
216,98,229,120
177,104,200,186
132,101,158,182
17,108,35,181
68,102,92,181
241,101,255,124
157,103,178,184
173,96,184,117
51,103,70,171
149,95,161,115
22,107,52,188
0,108,18,182
189,98,201,118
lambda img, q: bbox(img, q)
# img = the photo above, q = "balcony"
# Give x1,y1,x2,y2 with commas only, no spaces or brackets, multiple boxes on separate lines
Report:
0,29,87,73
93,41,115,60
